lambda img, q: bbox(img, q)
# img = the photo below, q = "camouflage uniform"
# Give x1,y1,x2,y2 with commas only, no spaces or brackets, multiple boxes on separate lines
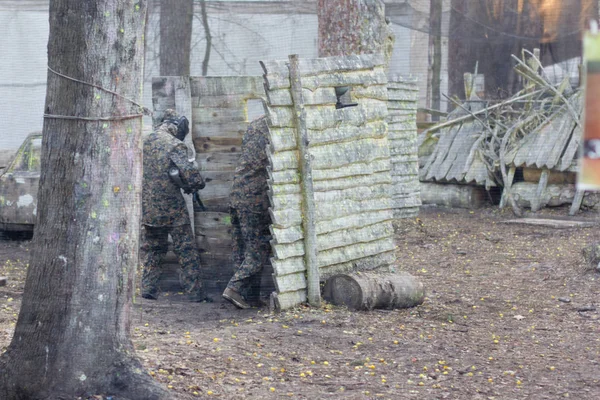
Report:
225,116,272,301
141,114,206,300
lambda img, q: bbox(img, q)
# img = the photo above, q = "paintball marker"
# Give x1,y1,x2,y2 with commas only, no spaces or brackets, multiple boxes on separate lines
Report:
169,167,206,212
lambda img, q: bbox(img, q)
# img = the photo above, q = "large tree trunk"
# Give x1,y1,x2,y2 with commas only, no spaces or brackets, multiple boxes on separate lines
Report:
160,0,194,75
0,1,168,398
317,0,394,66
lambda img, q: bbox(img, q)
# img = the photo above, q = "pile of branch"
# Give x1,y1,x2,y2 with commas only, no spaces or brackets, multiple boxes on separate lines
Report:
421,49,581,216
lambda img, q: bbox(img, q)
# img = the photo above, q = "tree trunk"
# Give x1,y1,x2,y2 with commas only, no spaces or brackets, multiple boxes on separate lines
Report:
199,0,212,76
0,1,168,399
317,0,394,66
429,0,443,119
323,272,425,310
160,0,194,75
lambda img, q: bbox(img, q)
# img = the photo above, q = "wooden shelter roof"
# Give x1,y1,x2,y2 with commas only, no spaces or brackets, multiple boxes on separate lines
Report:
505,90,582,172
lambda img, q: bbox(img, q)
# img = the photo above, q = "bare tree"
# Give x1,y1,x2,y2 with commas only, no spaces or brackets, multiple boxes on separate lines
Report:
199,0,212,76
448,0,597,101
429,0,443,119
317,0,394,65
0,1,168,398
160,0,194,75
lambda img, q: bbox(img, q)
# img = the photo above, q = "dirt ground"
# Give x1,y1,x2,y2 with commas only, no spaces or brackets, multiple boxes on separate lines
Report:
1,205,600,399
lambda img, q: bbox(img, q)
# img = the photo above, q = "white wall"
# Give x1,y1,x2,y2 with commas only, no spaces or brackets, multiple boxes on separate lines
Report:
1,1,420,150
0,9,48,150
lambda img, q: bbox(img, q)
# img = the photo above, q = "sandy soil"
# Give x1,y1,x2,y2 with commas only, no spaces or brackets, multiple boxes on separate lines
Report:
1,205,600,399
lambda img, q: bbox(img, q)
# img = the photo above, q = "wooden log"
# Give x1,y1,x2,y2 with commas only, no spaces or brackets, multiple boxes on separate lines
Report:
511,182,578,209
288,54,320,307
522,167,576,184
420,182,487,209
322,272,425,310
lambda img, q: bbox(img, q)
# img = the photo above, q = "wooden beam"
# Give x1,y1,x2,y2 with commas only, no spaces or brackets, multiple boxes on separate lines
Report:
569,190,585,216
288,54,320,307
531,168,549,212
499,166,516,209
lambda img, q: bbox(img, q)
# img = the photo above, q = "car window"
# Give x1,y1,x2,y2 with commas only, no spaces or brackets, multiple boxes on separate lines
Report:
7,136,42,173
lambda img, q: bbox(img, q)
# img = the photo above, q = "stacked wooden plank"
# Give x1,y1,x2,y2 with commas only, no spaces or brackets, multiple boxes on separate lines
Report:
387,78,421,218
152,76,267,294
261,54,398,310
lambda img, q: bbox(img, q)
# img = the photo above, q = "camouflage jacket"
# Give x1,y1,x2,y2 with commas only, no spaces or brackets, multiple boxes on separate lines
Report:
142,123,203,227
230,116,270,211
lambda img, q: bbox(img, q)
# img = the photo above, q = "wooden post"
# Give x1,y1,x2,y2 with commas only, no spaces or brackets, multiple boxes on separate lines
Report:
569,190,585,215
499,166,516,209
287,54,321,307
531,168,549,212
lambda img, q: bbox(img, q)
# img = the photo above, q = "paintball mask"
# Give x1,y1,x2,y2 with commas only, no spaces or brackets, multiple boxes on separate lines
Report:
163,115,190,141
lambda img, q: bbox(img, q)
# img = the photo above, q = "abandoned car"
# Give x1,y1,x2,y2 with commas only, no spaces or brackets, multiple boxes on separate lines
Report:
0,132,41,233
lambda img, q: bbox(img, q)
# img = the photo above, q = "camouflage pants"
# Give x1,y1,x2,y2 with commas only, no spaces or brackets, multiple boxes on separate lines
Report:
141,224,204,297
227,206,271,295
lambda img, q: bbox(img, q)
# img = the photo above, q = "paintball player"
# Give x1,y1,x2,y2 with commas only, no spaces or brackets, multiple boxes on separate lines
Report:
141,109,208,302
222,116,272,309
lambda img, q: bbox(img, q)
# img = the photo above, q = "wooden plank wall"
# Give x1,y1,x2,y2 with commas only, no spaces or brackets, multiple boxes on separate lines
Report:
152,76,267,294
387,79,421,218
261,54,398,310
